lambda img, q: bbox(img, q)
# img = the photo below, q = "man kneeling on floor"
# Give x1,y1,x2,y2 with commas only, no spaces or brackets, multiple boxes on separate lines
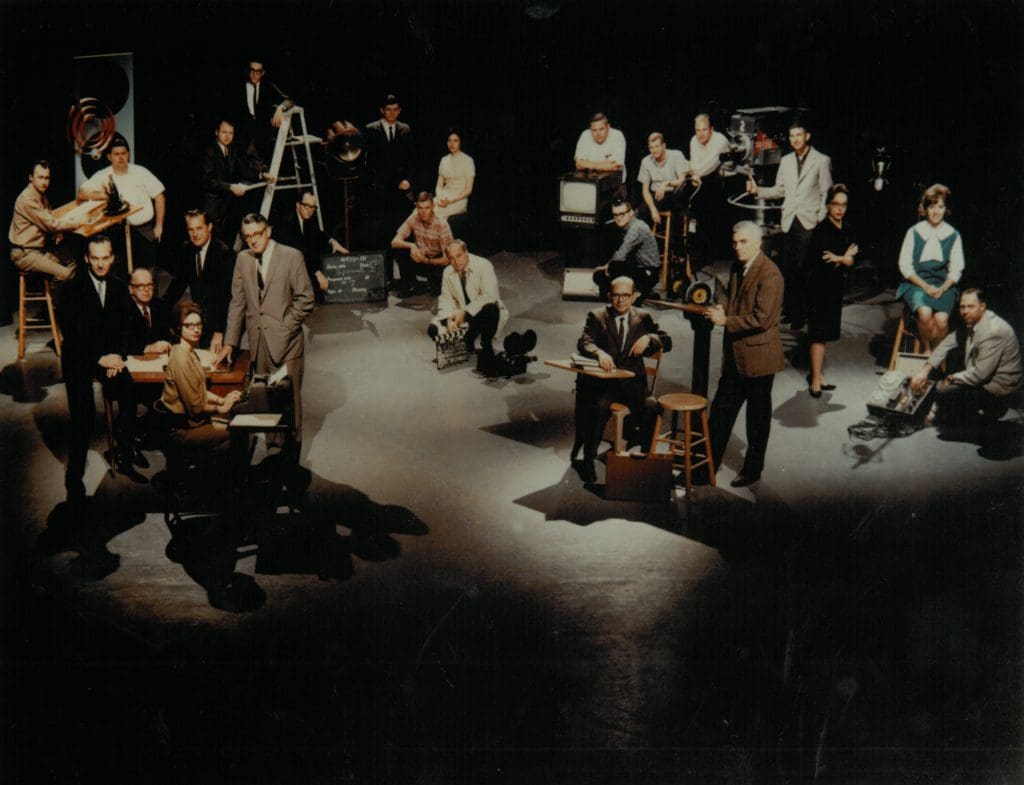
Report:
911,287,1022,430
427,239,508,370
574,275,672,483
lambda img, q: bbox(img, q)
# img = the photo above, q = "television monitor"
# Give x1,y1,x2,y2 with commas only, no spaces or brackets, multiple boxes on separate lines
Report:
558,171,619,230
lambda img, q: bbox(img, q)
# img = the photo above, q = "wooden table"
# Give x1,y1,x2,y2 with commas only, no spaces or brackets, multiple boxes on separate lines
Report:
54,199,144,273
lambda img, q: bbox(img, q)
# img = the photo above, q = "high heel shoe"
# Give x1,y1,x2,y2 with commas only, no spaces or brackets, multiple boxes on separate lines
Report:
806,373,835,392
809,387,822,399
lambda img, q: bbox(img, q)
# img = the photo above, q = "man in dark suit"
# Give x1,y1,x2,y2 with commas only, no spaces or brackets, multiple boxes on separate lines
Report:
164,209,237,352
704,220,785,487
364,94,414,286
199,118,267,244
125,267,172,355
273,191,348,302
58,235,142,503
574,276,673,483
235,59,292,161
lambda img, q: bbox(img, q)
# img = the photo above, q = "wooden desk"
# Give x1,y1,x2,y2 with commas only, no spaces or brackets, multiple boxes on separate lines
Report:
544,359,635,380
54,200,144,273
103,351,251,477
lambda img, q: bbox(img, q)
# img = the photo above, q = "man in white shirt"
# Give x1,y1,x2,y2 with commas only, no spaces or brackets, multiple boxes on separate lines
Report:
574,113,627,185
688,114,734,265
78,135,167,273
427,239,508,368
636,132,689,229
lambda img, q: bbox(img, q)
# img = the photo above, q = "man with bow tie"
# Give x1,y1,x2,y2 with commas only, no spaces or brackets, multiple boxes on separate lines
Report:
574,276,672,483
911,288,1022,429
704,221,784,488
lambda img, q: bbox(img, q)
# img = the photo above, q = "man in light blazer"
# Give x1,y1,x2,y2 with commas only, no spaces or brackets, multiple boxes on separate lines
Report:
221,213,315,449
746,120,832,329
704,221,785,487
911,288,1022,427
427,239,508,363
574,276,673,483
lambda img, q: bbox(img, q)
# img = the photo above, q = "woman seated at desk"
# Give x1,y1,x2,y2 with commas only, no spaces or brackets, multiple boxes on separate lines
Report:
158,302,241,450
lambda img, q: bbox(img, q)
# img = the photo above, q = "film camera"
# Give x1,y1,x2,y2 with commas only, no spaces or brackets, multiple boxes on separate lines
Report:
485,330,538,378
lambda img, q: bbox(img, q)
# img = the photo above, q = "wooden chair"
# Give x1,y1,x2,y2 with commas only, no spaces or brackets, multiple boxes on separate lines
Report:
17,272,62,359
649,392,715,497
603,350,662,454
889,310,922,371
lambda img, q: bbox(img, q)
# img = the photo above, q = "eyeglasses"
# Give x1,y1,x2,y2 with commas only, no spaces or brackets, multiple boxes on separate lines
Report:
181,320,203,329
610,292,634,300
130,283,154,290
299,202,317,210
248,67,264,74
612,210,631,218
242,227,268,242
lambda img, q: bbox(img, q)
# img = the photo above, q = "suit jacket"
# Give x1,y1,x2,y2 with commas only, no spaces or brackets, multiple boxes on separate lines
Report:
126,297,173,355
364,119,414,193
235,78,292,156
58,270,133,380
225,240,314,367
758,147,832,232
578,305,672,399
273,212,339,281
165,238,237,335
721,253,785,378
199,140,263,227
929,310,1022,396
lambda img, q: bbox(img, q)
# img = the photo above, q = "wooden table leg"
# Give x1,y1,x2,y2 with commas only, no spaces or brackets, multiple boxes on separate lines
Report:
124,223,134,275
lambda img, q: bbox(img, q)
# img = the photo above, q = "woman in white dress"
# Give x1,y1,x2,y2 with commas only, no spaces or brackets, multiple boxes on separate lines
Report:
434,129,475,223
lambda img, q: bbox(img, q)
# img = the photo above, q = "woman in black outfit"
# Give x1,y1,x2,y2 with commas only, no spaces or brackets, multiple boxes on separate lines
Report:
807,183,858,397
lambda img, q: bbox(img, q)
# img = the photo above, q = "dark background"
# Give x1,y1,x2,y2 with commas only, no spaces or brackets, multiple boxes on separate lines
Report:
1,0,1021,312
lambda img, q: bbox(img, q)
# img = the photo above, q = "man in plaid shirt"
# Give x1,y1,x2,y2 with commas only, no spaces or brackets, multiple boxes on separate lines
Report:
390,191,453,297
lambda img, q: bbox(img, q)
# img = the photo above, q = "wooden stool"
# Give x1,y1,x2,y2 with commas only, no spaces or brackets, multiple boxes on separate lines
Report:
888,311,921,371
649,392,716,496
653,211,673,291
17,273,62,359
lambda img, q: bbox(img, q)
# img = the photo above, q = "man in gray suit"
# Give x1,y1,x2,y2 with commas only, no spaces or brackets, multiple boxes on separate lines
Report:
221,213,315,449
746,120,832,329
704,221,785,487
911,288,1022,427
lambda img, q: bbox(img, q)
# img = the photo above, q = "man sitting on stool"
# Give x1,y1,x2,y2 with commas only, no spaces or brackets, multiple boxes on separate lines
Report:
593,199,661,302
427,239,508,369
574,275,672,483
911,287,1022,429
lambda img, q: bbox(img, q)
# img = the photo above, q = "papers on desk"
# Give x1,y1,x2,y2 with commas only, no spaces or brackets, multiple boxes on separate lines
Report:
229,413,282,429
194,348,218,369
570,353,602,370
267,363,289,386
60,200,104,224
126,354,167,373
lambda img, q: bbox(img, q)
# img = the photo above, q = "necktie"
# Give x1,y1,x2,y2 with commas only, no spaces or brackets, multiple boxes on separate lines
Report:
388,125,394,143
144,305,152,329
253,84,259,111
97,280,106,307
256,253,265,294
195,249,202,280
459,270,471,304
617,316,626,352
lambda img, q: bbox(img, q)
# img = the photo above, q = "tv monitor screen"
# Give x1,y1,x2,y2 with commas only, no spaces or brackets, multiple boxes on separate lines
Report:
560,180,597,214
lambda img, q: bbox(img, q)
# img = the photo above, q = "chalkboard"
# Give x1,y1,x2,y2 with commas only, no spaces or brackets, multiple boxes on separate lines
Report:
321,253,387,303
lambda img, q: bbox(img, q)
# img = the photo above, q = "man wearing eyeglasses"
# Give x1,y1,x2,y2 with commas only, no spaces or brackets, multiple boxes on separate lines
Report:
573,276,672,483
592,199,661,302
235,60,293,160
126,267,172,355
221,213,314,454
274,191,348,302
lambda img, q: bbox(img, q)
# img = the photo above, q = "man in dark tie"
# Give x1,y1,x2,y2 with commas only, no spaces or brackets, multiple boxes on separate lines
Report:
199,117,268,244
58,235,143,502
164,209,237,352
273,191,348,302
574,276,672,483
126,267,172,355
235,60,293,161
703,220,785,487
364,94,414,288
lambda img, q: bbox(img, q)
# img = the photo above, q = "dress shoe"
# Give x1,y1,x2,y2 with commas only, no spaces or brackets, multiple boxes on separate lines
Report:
805,374,835,391
132,448,150,469
730,472,761,488
576,459,597,483
809,387,822,399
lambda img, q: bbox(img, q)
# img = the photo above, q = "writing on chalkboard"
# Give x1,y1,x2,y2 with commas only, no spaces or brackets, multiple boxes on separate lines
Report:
321,253,387,304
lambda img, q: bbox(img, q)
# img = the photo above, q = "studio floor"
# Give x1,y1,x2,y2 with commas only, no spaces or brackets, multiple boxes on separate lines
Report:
1,252,1021,784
